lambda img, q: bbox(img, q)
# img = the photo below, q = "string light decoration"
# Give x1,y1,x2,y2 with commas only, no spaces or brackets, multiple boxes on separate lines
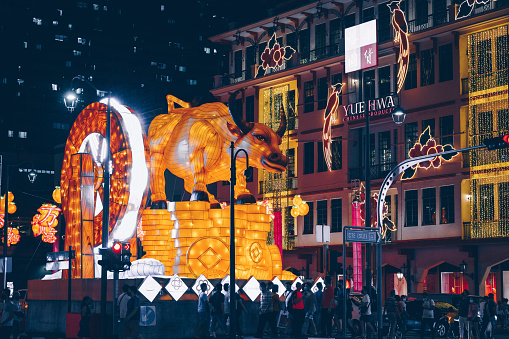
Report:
255,33,295,78
456,0,492,20
323,83,344,172
32,203,62,243
388,0,409,93
403,126,458,180
467,25,509,239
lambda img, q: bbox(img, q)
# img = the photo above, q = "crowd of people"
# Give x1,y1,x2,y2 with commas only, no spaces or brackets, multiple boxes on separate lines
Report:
0,288,24,339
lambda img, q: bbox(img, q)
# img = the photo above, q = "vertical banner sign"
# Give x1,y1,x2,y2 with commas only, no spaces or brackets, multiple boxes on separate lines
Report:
389,1,409,93
352,202,362,292
345,20,378,73
274,211,282,257
323,83,344,172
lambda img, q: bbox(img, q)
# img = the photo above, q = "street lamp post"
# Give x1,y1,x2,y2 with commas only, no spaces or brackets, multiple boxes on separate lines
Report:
65,76,112,338
229,141,251,339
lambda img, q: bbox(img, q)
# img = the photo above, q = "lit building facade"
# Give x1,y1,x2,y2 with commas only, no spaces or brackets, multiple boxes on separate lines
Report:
210,0,509,298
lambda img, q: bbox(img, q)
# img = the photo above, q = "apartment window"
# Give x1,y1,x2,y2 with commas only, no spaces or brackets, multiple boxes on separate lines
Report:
23,42,27,49
329,18,342,47
344,13,356,28
51,84,58,91
2,78,6,84
439,115,454,146
496,36,508,72
33,18,42,25
286,32,297,67
246,96,254,123
422,187,436,225
246,46,256,79
204,47,210,54
479,184,495,221
332,138,342,170
316,24,327,54
178,66,186,72
499,182,509,220
304,80,314,113
421,49,435,86
405,190,418,227
299,29,310,61
93,4,99,10
477,40,492,75
379,131,392,170
317,200,328,225
18,131,27,139
55,35,67,42
363,7,374,22
364,70,375,99
440,185,455,224
7,130,14,138
187,79,197,85
331,199,342,232
317,77,328,110
433,0,448,25
303,201,314,234
405,122,418,159
66,61,71,67
287,148,296,178
378,4,391,42
317,142,327,173
439,44,453,82
405,54,417,90
36,43,41,51
422,118,435,137
234,50,242,78
415,0,429,25
304,142,314,174
161,5,165,11
379,66,391,98
73,50,82,56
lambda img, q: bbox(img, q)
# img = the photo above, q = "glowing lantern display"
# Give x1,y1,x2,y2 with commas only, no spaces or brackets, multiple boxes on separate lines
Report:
7,202,16,214
292,195,302,206
32,203,62,243
52,186,62,204
290,195,309,217
290,207,299,218
7,227,20,246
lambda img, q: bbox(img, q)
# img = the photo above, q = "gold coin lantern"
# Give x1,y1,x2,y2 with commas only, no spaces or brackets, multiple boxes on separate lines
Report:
52,186,62,204
291,195,309,217
0,193,16,214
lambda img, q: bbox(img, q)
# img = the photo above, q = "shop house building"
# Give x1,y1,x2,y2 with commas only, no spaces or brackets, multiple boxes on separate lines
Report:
210,0,509,298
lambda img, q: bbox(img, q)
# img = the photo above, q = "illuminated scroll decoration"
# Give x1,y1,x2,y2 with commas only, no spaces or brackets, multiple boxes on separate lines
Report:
322,83,344,172
32,203,62,243
403,126,458,180
456,0,492,20
255,33,295,78
388,0,409,94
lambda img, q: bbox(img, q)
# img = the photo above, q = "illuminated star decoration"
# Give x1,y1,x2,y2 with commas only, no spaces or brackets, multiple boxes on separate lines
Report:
456,0,492,20
255,33,295,77
32,203,62,243
388,0,409,94
358,184,396,238
403,126,458,180
323,83,344,172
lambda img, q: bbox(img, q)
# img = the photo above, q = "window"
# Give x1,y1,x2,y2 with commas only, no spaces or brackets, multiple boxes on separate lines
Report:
65,61,71,67
499,182,509,220
299,29,310,61
204,47,210,54
303,201,314,234
51,84,58,91
187,79,197,85
370,133,375,166
440,185,455,224
315,24,327,59
7,130,13,138
496,35,508,72
246,46,256,79
332,138,342,170
439,44,453,82
415,0,429,26
479,184,494,221
2,78,6,84
304,80,314,113
379,66,391,98
286,32,297,67
422,118,435,137
385,195,393,241
23,42,27,48
378,4,391,42
304,142,314,174
421,49,435,86
405,190,418,226
78,37,86,44
73,50,82,56
363,7,374,22
246,96,254,123
379,131,392,170
317,77,328,110
36,43,41,51
331,199,342,232
405,122,418,159
234,50,242,78
363,70,375,99
344,13,356,28
433,0,447,25
317,200,327,225
93,4,99,10
329,18,342,48
55,35,67,42
439,115,454,146
422,187,436,225
317,142,327,173
405,54,417,90
53,21,58,26
33,17,42,25
18,131,27,139
178,66,186,72
161,5,165,11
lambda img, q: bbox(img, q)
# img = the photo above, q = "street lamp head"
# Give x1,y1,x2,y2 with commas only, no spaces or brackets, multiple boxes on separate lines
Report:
459,260,468,273
392,105,406,125
396,271,404,281
64,92,78,112
28,170,37,183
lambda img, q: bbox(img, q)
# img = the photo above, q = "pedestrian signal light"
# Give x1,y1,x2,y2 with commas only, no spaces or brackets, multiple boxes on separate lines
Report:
484,135,509,150
123,243,130,251
112,242,122,253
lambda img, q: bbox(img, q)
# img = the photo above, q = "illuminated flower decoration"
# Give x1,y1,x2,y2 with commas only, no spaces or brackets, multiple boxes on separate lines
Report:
8,227,20,246
358,185,396,238
403,126,458,180
256,33,295,77
456,0,491,20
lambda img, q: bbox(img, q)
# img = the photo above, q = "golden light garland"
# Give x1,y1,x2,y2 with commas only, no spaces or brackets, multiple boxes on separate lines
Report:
467,25,509,239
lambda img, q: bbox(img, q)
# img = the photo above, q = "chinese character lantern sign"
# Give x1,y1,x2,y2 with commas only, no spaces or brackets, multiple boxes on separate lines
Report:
8,228,20,246
32,203,61,243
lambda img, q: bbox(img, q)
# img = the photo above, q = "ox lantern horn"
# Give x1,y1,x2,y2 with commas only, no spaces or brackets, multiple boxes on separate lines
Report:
276,106,287,138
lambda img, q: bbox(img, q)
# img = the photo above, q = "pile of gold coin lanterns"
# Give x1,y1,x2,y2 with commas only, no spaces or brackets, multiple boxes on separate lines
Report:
290,195,309,217
0,192,17,215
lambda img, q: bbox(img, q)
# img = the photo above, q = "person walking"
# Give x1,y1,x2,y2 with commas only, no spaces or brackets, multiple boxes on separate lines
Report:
224,283,231,329
480,293,497,338
270,284,281,336
420,292,435,339
303,283,318,336
480,296,490,339
360,286,376,339
468,296,479,339
321,276,335,337
234,291,247,338
118,284,131,339
292,282,305,337
314,282,323,334
0,288,15,339
11,291,24,339
125,286,141,339
385,290,399,339
459,290,471,339
77,296,95,339
399,295,408,337
209,283,228,337
283,281,294,335
195,283,209,338
256,281,277,338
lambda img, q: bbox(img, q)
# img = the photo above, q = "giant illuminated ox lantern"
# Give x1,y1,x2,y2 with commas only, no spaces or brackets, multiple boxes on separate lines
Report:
148,90,287,206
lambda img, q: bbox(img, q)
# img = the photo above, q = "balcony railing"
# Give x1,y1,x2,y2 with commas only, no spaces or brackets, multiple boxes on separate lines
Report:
469,69,508,93
259,177,298,195
408,11,448,34
349,162,396,182
463,220,509,240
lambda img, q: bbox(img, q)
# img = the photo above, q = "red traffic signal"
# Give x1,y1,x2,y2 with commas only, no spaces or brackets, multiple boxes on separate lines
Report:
123,243,130,251
484,135,509,150
112,242,122,253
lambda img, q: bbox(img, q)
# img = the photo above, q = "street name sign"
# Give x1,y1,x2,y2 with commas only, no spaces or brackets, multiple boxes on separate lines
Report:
345,229,380,243
46,250,75,262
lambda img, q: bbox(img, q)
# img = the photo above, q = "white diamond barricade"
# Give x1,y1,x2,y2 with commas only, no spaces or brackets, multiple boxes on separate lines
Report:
242,276,261,301
271,276,286,297
311,277,325,293
221,275,240,294
138,276,162,302
192,274,214,297
165,274,189,301
291,277,304,291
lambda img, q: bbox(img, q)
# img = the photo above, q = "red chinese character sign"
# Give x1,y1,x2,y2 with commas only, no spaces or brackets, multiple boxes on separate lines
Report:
32,203,62,243
389,0,409,93
322,83,344,171
8,227,20,246
403,126,458,180
255,33,295,77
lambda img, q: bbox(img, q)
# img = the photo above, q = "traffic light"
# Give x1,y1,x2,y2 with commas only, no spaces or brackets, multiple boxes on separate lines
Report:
484,135,509,150
98,241,131,271
98,247,113,270
120,242,132,271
